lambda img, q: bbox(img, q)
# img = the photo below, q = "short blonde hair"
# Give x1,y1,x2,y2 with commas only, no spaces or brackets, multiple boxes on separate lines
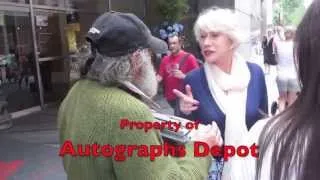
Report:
193,7,244,48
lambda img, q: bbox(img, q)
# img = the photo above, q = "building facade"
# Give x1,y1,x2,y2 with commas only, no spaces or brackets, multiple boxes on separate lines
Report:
0,0,267,119
0,0,159,119
0,0,108,118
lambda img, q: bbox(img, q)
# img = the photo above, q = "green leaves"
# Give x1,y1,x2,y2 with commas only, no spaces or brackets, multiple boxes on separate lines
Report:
156,0,189,22
273,0,306,25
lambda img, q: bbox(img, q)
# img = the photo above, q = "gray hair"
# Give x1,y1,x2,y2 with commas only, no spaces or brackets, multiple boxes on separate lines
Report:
193,7,245,49
73,44,135,85
86,52,134,85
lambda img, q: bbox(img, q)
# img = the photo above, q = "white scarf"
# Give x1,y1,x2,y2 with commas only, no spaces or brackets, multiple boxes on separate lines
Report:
204,53,250,180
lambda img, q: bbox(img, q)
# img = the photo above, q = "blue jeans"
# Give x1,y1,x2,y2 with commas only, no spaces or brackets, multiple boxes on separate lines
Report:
208,158,224,180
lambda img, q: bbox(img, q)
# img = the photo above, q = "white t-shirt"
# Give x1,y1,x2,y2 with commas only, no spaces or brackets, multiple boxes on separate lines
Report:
275,40,297,79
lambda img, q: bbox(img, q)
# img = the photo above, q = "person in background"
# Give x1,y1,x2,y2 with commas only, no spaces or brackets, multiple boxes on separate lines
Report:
58,11,223,180
274,26,285,42
157,34,199,115
233,0,320,179
173,7,268,179
273,26,300,112
262,28,278,74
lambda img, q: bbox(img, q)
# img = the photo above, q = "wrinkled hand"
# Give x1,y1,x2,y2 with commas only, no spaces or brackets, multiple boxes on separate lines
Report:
172,69,186,79
191,121,223,148
173,84,199,115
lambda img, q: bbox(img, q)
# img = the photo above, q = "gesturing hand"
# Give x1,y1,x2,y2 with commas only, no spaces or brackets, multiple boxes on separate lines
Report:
173,84,199,115
191,121,223,148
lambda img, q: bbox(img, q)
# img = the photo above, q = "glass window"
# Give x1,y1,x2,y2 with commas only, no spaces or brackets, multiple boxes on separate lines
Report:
33,7,99,104
33,10,68,103
0,0,107,110
0,11,40,112
35,11,64,58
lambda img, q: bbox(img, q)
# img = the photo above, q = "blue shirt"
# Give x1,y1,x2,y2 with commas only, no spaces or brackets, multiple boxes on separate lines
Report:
181,62,268,138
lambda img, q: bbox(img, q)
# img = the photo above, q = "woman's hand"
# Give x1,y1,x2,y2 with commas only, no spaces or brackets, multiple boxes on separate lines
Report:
191,121,223,147
173,84,199,115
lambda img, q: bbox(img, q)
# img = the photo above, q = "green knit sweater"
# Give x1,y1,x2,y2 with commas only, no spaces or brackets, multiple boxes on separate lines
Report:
58,79,211,180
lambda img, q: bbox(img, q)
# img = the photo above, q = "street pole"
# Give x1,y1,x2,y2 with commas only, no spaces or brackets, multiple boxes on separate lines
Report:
29,0,45,108
108,0,112,11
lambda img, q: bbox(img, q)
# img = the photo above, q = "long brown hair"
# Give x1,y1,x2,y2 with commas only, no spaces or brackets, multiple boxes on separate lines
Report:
257,1,320,179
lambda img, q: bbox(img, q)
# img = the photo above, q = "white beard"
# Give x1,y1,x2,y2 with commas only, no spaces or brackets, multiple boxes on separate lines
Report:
133,51,158,98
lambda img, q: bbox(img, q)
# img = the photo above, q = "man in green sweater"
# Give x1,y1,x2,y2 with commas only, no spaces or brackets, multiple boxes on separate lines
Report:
58,11,222,180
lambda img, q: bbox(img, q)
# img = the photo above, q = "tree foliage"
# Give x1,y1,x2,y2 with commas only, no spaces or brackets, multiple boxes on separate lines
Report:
156,0,189,22
273,0,306,25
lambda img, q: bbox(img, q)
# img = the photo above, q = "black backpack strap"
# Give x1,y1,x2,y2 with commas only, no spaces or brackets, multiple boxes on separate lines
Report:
178,53,190,68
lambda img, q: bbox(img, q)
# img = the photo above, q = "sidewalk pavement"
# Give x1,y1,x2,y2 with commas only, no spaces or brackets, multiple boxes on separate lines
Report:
0,105,65,180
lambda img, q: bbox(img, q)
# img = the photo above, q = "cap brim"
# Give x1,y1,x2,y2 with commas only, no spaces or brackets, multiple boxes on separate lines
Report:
147,36,168,54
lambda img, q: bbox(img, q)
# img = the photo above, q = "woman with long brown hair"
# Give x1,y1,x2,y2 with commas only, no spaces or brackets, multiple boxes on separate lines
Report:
234,1,320,179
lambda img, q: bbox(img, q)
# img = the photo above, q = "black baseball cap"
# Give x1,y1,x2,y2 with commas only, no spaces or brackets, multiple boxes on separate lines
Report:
86,11,168,57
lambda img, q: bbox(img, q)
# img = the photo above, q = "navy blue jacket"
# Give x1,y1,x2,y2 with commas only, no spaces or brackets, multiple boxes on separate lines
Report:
181,62,268,138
